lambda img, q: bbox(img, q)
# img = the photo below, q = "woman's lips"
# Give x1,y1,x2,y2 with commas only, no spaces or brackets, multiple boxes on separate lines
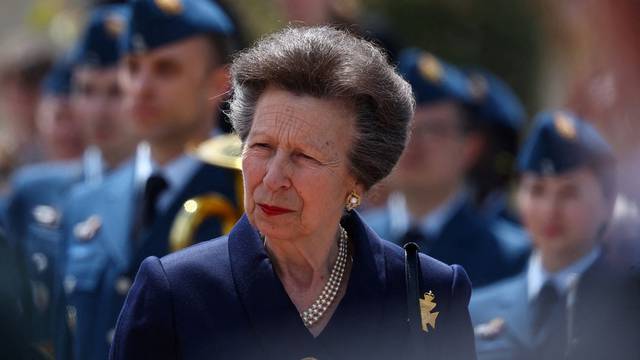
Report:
257,203,294,216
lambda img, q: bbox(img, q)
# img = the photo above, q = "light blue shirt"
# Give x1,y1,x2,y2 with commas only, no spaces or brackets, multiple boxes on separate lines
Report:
387,189,467,241
527,246,601,301
150,154,200,213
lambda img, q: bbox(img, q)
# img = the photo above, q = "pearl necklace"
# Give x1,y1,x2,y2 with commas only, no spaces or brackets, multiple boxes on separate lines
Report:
300,225,349,328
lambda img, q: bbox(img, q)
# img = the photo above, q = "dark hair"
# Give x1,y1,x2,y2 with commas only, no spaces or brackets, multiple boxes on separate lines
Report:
228,26,415,190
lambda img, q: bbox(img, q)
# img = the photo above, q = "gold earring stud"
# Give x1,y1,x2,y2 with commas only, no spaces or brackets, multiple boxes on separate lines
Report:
345,191,361,211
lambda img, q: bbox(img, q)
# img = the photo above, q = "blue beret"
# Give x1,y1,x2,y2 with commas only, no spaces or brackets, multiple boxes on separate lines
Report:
72,4,130,68
467,70,526,131
122,0,235,55
518,110,614,175
398,48,473,106
41,56,74,96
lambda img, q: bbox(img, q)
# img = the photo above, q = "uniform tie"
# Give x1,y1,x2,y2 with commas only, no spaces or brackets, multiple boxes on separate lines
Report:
532,281,561,335
141,173,168,228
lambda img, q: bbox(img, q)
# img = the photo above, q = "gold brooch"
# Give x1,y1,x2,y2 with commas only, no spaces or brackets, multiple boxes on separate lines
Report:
155,0,183,15
418,53,443,84
419,291,439,332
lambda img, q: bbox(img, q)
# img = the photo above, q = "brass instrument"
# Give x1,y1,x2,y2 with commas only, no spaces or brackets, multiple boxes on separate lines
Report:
169,134,244,252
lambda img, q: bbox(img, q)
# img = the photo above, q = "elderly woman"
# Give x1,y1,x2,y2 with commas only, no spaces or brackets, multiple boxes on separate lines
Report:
109,27,476,360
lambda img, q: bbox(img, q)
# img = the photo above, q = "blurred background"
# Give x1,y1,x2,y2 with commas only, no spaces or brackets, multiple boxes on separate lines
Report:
1,0,639,200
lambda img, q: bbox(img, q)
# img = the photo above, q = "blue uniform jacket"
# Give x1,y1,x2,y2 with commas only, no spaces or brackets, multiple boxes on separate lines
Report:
470,254,640,360
4,160,84,347
364,199,528,288
109,212,477,360
56,159,238,360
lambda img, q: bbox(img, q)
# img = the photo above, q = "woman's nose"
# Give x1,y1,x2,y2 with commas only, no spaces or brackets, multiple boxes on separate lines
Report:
263,153,292,191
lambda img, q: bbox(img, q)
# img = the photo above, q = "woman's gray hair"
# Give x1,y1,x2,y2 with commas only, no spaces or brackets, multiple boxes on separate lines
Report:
228,26,415,190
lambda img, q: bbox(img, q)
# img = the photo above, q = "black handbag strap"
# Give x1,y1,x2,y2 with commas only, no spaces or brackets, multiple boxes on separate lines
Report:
404,242,422,330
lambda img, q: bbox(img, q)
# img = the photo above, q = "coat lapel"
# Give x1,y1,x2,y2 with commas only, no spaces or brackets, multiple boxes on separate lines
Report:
227,215,314,358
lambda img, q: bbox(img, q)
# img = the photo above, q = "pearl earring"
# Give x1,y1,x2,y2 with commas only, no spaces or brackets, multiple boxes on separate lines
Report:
345,191,361,211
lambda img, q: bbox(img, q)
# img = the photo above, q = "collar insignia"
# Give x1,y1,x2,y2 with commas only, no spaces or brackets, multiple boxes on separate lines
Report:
73,215,102,241
474,317,505,340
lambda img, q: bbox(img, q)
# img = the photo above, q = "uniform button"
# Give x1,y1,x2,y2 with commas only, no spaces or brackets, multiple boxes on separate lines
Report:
31,252,48,273
32,205,60,228
115,276,132,295
31,281,50,312
106,328,116,344
64,275,77,294
66,305,77,332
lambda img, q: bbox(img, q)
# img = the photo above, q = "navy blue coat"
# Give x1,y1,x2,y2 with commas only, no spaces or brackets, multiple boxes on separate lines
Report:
56,159,238,360
364,200,528,288
4,160,84,346
470,254,640,360
110,212,477,360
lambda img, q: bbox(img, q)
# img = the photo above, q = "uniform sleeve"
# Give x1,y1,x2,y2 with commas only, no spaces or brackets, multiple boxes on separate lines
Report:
441,264,477,360
109,256,178,360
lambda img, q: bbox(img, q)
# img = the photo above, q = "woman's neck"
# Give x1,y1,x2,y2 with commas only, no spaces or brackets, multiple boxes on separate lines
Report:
265,228,339,290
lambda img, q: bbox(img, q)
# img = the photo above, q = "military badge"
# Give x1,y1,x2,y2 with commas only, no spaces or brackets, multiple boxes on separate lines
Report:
155,0,183,15
73,215,102,241
419,290,439,332
474,317,505,340
32,205,60,228
468,73,488,101
105,13,125,38
554,112,577,140
418,53,443,84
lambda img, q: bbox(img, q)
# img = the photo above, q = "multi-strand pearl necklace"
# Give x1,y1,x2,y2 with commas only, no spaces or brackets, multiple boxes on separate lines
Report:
300,225,349,328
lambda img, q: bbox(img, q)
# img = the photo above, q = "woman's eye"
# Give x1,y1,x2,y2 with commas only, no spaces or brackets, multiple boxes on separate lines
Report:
296,152,317,162
252,143,271,149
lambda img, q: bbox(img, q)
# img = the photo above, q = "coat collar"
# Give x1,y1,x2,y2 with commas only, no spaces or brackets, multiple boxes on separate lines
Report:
228,211,388,358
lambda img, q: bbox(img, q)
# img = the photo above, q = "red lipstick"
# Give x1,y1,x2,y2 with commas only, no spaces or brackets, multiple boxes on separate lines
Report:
258,203,294,216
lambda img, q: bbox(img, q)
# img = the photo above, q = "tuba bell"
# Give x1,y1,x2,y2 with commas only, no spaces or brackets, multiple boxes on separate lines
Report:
169,134,244,252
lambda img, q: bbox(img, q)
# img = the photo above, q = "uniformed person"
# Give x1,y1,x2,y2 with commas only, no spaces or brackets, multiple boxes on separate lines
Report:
465,69,531,273
470,110,640,360
4,5,135,354
36,57,85,162
69,3,138,179
3,58,85,355
55,1,240,358
363,48,527,287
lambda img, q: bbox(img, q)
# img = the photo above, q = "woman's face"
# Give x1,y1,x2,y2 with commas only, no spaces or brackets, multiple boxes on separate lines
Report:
242,87,362,242
517,167,610,259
